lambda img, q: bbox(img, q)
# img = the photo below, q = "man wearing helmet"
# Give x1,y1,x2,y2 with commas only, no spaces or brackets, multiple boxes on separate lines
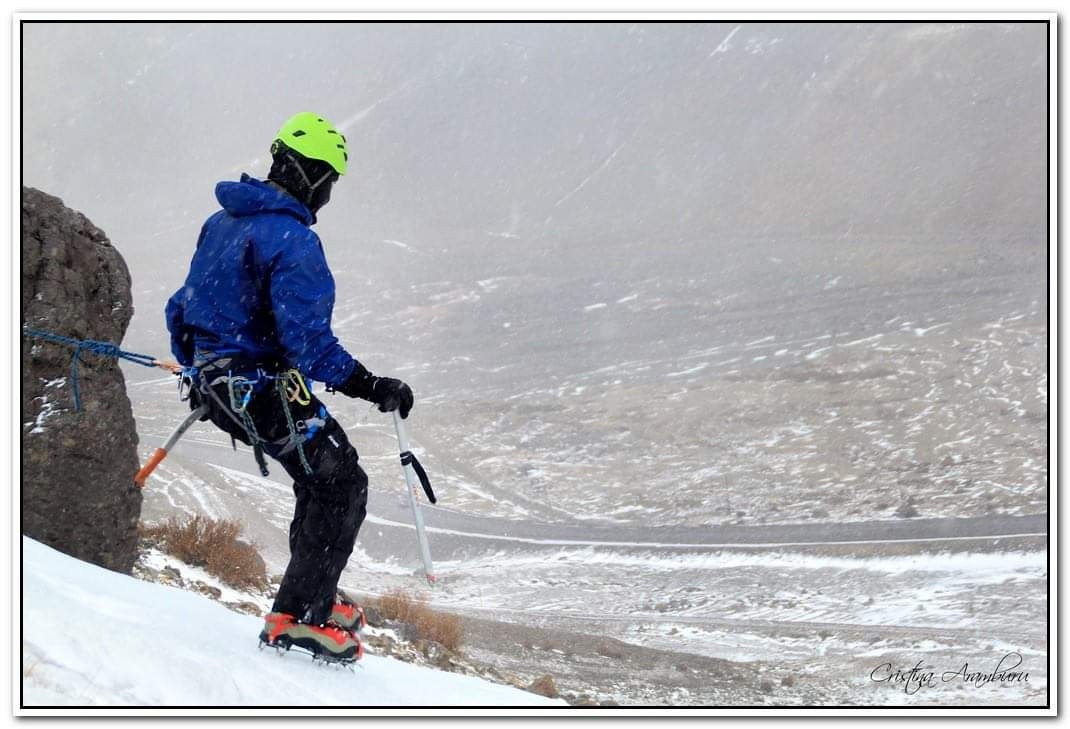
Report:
165,112,413,662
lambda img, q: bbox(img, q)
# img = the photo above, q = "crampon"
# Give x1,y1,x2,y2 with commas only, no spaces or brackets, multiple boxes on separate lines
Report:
258,635,363,668
258,612,364,667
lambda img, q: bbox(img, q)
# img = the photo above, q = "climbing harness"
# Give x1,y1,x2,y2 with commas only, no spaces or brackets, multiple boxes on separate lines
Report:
189,361,315,479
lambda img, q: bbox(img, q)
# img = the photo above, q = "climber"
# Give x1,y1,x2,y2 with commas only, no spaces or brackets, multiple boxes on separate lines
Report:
165,112,413,662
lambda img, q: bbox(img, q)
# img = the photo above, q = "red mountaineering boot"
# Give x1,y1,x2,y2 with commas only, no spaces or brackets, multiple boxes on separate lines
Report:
259,612,363,663
329,598,368,635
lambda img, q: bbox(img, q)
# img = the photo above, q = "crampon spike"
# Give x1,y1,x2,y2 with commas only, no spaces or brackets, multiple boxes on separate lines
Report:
259,638,360,667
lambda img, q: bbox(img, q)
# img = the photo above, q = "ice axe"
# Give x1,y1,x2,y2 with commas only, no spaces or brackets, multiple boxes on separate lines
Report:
133,361,203,488
134,404,208,488
392,410,437,585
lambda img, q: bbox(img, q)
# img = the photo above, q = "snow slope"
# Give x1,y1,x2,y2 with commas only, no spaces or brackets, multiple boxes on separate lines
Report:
20,538,564,708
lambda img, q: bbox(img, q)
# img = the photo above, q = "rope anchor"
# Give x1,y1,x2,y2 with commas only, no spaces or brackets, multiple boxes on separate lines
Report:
24,326,331,488
22,326,176,411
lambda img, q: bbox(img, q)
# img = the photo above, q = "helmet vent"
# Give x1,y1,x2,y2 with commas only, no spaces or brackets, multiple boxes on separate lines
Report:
274,112,347,175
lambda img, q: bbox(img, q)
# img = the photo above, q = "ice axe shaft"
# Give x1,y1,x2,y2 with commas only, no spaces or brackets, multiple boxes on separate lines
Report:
134,404,208,488
392,411,436,585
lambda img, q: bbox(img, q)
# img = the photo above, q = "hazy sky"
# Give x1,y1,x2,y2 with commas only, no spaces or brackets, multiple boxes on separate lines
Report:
21,21,1048,355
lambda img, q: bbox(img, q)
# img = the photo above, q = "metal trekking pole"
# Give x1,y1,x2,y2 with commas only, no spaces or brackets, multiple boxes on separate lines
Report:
134,404,209,488
392,411,437,585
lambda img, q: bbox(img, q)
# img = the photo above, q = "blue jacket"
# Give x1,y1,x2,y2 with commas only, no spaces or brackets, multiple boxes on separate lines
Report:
166,174,357,388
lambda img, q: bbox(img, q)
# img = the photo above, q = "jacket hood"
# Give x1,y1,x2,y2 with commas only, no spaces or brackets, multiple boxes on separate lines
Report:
214,173,314,225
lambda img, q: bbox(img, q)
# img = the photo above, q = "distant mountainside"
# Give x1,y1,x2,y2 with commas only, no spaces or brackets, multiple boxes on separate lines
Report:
339,22,1047,255
24,22,1047,277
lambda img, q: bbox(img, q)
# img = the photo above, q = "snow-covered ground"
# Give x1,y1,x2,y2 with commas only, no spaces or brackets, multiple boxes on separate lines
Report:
19,537,564,709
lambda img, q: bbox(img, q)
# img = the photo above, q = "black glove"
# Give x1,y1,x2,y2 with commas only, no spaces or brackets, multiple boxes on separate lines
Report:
337,363,414,419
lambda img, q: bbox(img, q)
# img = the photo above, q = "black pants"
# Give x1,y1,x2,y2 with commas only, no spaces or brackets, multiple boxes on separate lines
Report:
195,376,368,626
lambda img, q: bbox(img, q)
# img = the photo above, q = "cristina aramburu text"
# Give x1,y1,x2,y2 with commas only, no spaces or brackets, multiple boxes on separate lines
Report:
869,652,1030,695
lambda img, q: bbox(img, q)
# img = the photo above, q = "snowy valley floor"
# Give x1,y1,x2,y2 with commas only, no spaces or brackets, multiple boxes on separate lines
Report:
347,542,1048,707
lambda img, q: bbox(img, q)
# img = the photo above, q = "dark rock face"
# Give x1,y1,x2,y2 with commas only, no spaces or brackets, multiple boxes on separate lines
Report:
21,186,142,573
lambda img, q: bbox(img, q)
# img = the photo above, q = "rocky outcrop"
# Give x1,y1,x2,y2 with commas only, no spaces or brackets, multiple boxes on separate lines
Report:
21,187,142,573
527,675,560,699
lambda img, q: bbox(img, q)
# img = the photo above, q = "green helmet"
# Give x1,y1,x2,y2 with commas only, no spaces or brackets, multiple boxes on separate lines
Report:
272,112,347,175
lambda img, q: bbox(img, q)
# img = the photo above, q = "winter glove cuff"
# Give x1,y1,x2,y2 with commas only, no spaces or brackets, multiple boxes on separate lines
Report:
336,364,415,419
336,362,377,400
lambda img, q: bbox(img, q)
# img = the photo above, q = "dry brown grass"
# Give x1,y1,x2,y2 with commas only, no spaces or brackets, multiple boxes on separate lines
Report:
374,588,464,652
23,659,40,679
141,515,268,592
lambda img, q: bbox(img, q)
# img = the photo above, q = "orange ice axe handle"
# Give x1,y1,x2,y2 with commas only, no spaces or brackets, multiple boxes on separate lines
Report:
134,404,209,488
134,448,167,487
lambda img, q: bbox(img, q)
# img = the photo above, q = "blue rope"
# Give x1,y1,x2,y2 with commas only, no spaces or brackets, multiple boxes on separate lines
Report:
22,327,161,411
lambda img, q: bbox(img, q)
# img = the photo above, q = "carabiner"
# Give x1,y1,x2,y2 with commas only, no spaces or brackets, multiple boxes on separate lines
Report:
284,369,312,406
228,375,257,414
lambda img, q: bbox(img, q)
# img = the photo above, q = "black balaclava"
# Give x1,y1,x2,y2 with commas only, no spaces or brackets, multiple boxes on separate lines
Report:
267,141,339,218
